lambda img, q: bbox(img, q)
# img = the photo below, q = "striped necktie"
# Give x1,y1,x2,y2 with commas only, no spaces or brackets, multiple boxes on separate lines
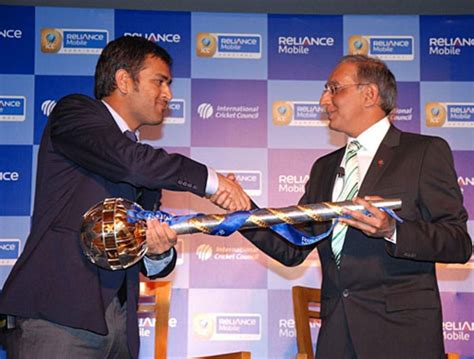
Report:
331,140,362,267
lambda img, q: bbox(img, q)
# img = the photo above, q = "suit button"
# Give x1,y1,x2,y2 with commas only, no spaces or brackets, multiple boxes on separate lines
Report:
342,289,349,298
178,180,183,185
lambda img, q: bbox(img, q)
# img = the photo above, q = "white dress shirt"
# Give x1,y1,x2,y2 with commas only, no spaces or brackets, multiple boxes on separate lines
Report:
332,117,396,243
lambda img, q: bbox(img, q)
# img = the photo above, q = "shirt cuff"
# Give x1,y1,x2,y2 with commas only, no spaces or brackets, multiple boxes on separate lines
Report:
205,167,219,196
143,250,175,276
384,227,397,244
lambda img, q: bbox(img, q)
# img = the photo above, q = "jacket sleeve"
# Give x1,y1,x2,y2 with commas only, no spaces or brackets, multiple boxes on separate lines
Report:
240,162,320,267
388,137,472,263
49,95,208,196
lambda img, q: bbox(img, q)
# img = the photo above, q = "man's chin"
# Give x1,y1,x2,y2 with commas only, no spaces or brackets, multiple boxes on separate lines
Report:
150,114,165,125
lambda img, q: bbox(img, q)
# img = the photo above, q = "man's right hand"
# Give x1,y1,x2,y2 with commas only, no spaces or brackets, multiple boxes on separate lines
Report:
209,173,251,211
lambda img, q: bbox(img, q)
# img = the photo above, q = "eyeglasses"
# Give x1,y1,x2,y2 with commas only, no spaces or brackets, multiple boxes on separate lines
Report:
322,83,370,96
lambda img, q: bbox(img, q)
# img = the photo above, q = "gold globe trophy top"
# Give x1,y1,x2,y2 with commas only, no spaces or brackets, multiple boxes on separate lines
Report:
80,198,147,270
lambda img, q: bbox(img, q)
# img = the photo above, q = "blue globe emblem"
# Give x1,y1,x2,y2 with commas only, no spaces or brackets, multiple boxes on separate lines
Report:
46,33,56,43
431,107,440,116
201,37,211,47
354,40,363,50
278,106,287,115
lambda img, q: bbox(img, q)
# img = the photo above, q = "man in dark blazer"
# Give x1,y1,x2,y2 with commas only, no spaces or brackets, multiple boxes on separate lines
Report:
242,55,472,358
0,36,250,358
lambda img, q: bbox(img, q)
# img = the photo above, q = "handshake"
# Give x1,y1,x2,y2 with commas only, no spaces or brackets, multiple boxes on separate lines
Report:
210,173,252,212
145,172,250,257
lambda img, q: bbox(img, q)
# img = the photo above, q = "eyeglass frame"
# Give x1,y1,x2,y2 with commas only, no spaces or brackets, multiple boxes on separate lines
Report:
322,82,371,96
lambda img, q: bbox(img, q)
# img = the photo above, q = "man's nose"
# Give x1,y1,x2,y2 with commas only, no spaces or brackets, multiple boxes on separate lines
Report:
319,90,331,107
162,85,173,101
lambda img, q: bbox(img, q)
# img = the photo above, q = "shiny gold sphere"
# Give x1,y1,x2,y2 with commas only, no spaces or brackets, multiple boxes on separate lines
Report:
80,198,147,270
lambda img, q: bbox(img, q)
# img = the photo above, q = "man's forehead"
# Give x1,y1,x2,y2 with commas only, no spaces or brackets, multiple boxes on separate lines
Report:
140,55,172,76
328,62,357,83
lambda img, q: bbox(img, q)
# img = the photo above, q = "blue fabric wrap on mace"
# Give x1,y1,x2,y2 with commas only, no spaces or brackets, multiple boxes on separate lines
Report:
126,204,403,247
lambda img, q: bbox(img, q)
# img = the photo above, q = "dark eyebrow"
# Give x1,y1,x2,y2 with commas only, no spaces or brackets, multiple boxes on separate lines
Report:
155,73,172,85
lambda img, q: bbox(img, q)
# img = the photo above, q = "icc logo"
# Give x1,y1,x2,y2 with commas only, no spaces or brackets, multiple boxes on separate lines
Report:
196,32,217,57
41,28,62,53
272,101,293,126
425,102,446,127
197,103,214,119
196,244,213,261
41,100,57,117
348,35,369,55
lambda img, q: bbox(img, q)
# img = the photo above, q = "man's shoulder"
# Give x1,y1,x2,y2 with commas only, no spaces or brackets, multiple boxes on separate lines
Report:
314,147,344,164
398,129,451,150
56,93,100,108
51,94,109,120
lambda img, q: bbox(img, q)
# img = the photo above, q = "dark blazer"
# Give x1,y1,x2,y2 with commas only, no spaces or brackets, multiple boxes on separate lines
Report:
243,126,472,359
0,94,209,358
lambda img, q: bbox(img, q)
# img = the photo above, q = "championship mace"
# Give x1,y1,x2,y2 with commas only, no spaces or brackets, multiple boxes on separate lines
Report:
81,197,402,270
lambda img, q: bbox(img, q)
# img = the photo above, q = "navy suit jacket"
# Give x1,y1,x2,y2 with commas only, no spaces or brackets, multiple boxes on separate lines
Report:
243,126,472,359
0,94,209,358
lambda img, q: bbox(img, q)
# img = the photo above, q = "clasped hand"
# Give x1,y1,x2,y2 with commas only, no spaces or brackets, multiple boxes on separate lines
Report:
145,218,177,256
144,173,251,257
209,173,251,212
339,196,396,239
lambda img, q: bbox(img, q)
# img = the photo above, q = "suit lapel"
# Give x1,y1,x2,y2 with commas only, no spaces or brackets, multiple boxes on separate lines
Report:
359,126,401,196
321,149,345,202
309,149,345,236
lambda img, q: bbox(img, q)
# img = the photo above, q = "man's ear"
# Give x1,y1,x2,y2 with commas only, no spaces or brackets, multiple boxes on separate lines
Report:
115,69,131,95
363,83,380,108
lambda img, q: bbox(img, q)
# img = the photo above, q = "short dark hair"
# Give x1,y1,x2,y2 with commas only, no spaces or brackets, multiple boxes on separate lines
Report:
94,36,172,99
339,55,397,115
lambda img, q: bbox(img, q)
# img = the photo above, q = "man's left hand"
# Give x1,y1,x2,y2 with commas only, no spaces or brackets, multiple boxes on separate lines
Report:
339,196,396,238
145,218,177,255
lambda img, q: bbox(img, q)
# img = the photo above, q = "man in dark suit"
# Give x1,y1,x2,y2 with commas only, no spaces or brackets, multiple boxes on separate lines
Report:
241,55,472,358
0,36,250,358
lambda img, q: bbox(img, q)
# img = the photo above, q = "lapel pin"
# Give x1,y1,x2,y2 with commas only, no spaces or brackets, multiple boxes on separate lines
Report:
377,159,384,168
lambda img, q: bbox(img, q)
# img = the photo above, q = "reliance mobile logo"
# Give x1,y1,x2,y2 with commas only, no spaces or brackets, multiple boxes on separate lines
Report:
272,101,328,127
41,99,57,117
279,317,320,338
425,102,474,128
0,96,26,122
193,313,262,341
349,35,414,61
443,320,474,342
278,174,309,194
0,239,21,265
219,170,262,196
278,35,334,55
163,99,185,124
0,29,22,39
0,171,19,181
123,32,181,44
458,176,474,188
41,28,108,54
196,32,262,59
429,37,474,56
